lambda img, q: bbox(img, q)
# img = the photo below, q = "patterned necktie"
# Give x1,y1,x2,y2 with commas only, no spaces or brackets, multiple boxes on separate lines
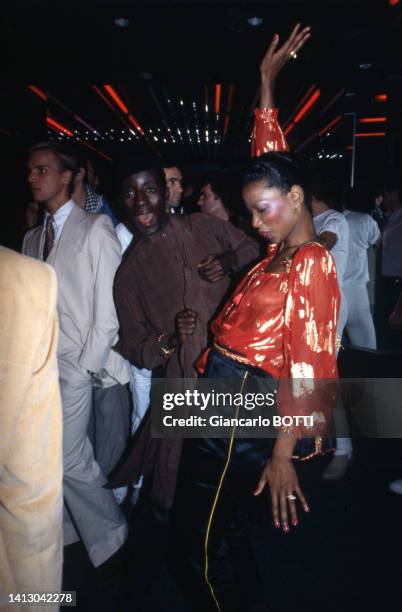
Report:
43,214,55,261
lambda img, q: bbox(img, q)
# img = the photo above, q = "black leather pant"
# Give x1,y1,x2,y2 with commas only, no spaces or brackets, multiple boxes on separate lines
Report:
170,349,275,612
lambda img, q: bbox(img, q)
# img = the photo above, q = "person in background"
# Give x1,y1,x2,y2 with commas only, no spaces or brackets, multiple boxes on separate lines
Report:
376,176,402,350
343,188,381,349
109,153,259,608
164,164,184,214
115,198,152,437
72,155,118,225
23,141,128,575
72,152,131,505
0,247,63,611
311,179,351,480
197,174,230,221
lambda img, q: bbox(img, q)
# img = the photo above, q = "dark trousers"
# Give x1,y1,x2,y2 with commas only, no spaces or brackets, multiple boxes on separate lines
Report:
170,350,275,612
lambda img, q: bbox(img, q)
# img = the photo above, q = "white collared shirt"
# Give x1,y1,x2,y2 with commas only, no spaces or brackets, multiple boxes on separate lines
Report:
343,210,380,284
40,199,75,260
115,222,133,254
313,209,349,286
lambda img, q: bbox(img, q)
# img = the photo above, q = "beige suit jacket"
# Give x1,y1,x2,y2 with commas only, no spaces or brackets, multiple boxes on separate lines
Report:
23,204,129,385
0,247,63,611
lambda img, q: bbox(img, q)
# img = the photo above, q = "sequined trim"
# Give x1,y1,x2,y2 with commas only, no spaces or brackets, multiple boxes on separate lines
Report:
213,343,251,366
292,436,335,462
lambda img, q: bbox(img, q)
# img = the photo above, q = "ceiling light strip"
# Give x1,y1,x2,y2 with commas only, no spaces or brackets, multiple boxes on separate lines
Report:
355,132,386,137
359,117,387,123
318,114,343,136
374,94,387,102
215,84,221,115
46,117,74,137
103,85,129,114
293,89,321,123
28,85,47,101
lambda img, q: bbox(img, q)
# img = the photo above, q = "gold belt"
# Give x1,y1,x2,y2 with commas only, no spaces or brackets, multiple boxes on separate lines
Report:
213,343,251,366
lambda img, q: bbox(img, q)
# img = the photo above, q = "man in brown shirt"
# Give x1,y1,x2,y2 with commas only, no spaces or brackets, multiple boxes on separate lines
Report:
111,159,259,509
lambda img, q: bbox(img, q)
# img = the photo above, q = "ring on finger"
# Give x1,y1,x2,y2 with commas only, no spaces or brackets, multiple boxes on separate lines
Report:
290,51,298,60
286,494,297,501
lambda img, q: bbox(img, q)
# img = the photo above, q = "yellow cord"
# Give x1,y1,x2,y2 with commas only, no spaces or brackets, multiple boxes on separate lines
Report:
204,370,249,611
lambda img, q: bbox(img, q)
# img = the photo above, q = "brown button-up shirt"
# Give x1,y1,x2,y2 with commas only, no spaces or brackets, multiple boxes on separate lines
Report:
110,213,259,508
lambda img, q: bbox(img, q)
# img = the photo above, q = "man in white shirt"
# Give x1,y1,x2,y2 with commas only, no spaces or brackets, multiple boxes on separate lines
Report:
312,187,351,479
23,142,128,572
343,208,380,348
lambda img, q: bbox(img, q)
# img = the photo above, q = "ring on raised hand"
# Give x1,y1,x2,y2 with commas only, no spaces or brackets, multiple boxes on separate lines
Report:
286,494,297,501
290,51,298,60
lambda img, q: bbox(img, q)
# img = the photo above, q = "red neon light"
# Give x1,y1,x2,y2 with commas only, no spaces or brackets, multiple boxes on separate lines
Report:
355,132,386,137
374,94,387,102
46,117,73,137
28,85,47,101
389,0,400,6
215,84,221,114
103,85,129,114
293,89,320,123
319,114,342,136
359,117,387,123
284,123,295,136
93,85,119,115
128,114,145,136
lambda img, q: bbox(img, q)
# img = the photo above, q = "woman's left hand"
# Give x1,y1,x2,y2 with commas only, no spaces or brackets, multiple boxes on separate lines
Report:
254,454,309,533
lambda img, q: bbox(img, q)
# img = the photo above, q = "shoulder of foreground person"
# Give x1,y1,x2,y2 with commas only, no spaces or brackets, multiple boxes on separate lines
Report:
0,245,55,297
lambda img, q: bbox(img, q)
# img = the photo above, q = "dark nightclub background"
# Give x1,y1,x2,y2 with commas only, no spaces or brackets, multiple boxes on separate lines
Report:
1,0,401,249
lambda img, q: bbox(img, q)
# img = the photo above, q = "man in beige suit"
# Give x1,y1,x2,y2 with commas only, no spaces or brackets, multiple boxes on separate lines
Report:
0,246,62,611
23,142,129,569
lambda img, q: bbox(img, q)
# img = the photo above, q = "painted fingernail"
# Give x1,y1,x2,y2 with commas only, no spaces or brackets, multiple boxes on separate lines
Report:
292,518,298,527
274,519,280,528
283,523,289,533
304,504,310,513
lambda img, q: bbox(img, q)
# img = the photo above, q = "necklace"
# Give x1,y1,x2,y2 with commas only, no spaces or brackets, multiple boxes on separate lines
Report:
277,239,319,272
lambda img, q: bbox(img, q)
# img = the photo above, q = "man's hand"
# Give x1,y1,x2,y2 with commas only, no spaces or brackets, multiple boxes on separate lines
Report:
198,252,237,282
174,309,198,344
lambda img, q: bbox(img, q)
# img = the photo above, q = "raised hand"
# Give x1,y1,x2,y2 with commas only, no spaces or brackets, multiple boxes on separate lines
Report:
259,23,311,108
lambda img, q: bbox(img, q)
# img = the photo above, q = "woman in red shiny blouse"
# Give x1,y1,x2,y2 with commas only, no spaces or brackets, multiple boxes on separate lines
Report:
171,26,340,612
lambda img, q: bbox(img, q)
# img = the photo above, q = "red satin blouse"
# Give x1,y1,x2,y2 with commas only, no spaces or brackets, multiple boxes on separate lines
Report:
199,243,340,438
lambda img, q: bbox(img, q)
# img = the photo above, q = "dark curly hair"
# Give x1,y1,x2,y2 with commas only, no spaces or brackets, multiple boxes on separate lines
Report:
241,152,312,213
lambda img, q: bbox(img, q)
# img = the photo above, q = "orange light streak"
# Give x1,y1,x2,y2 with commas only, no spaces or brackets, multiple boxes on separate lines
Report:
319,114,342,136
374,94,387,102
359,117,387,123
46,117,73,137
284,123,295,136
355,132,386,137
93,85,119,115
293,89,321,123
215,84,221,114
28,85,47,101
103,85,129,114
128,114,145,136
